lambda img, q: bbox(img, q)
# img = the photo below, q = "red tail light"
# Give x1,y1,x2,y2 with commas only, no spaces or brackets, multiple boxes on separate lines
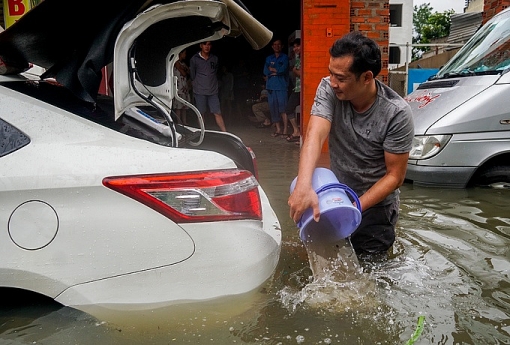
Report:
103,169,262,223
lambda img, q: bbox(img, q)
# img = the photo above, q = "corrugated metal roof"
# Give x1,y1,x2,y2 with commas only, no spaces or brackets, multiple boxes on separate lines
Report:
447,12,483,45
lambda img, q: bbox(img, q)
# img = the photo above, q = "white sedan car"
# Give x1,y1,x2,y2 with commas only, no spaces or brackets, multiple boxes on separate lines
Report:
0,0,281,317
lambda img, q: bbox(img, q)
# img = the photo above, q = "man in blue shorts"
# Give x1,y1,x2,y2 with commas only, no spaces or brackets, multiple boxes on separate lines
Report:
288,32,414,257
263,38,289,137
190,41,226,132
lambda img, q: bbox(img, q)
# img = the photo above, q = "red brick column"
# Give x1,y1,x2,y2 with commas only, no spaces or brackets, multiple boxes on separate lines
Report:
301,0,350,146
482,0,510,24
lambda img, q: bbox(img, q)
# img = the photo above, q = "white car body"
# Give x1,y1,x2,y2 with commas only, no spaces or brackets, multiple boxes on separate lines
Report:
0,0,281,316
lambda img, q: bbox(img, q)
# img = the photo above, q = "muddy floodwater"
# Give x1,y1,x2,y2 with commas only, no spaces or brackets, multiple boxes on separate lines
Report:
1,123,509,344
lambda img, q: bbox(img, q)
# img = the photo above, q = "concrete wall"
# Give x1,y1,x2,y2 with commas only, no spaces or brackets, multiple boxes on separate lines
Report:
388,0,413,69
466,0,484,12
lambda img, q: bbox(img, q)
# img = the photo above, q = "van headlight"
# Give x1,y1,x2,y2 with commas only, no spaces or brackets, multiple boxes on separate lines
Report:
409,135,451,160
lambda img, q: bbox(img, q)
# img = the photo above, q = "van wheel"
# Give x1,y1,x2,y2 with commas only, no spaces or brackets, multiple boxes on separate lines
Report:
474,166,510,189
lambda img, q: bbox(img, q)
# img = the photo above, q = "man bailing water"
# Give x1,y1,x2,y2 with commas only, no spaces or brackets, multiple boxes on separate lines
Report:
288,32,414,260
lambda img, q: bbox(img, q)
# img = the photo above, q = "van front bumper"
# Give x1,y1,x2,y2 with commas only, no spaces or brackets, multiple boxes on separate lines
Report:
405,163,475,188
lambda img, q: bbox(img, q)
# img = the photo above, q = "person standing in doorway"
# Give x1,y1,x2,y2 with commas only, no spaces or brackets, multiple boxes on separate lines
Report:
284,38,302,142
263,38,289,137
288,32,414,257
190,41,226,132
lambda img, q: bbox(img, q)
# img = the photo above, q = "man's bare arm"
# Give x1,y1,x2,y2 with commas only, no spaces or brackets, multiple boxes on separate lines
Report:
358,151,409,211
288,116,331,223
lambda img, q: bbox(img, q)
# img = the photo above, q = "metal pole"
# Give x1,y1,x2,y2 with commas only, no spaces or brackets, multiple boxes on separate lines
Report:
405,42,409,96
389,43,464,47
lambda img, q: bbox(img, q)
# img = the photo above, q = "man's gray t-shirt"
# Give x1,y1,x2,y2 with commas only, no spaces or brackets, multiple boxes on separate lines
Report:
311,77,414,205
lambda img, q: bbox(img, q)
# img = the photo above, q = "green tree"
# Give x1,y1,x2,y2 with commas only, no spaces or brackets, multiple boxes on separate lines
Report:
412,3,455,60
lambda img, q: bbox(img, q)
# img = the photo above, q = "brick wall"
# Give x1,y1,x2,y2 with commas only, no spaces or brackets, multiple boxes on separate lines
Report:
482,0,510,23
350,1,389,84
301,0,390,151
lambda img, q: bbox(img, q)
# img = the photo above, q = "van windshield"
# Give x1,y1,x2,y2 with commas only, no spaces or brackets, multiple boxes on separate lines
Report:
435,9,510,79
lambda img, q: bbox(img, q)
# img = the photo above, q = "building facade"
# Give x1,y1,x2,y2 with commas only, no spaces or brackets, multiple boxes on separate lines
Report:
388,0,413,69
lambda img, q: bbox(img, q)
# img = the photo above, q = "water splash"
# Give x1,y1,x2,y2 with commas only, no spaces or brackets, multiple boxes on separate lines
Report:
278,237,379,313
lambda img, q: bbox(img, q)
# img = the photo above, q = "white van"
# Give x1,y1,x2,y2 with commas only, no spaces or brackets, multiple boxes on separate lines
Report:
405,7,510,188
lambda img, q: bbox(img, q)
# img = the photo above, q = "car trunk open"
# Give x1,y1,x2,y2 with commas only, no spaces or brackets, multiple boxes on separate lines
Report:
0,0,273,177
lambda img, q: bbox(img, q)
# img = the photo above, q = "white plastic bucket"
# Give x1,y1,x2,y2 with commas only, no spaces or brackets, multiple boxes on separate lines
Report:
290,168,362,243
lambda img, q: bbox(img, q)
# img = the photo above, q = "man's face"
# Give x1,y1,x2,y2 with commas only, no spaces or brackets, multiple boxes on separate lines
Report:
328,55,367,101
272,41,282,54
201,42,212,53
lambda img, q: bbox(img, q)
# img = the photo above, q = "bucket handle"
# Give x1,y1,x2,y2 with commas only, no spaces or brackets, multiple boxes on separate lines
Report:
315,183,362,212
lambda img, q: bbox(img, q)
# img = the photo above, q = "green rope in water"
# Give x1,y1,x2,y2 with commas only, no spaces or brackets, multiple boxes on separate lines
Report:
405,316,425,345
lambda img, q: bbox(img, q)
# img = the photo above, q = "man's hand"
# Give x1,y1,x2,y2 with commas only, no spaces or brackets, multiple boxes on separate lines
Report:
288,184,320,225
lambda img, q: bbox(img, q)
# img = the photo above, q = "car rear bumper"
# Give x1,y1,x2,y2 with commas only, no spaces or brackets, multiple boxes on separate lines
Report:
406,163,475,188
55,188,281,315
55,219,281,313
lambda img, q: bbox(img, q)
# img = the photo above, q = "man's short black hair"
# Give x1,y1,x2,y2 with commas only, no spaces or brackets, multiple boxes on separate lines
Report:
329,31,381,79
292,38,301,46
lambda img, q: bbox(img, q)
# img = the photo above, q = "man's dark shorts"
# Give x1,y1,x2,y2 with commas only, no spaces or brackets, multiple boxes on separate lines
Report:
350,199,399,255
194,94,221,115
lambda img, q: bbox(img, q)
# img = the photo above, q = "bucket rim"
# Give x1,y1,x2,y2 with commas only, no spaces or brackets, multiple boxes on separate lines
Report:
298,206,362,241
314,182,362,212
298,204,362,228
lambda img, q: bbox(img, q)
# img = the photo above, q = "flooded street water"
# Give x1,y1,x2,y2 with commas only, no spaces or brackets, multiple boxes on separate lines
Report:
1,122,509,344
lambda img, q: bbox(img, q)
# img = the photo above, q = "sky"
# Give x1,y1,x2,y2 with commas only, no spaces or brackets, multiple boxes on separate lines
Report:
414,0,465,13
